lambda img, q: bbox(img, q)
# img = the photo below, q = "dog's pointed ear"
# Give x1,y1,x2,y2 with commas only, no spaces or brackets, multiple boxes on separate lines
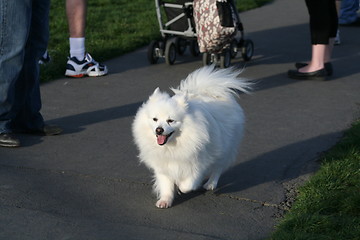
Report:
149,87,170,102
149,87,161,100
152,87,161,96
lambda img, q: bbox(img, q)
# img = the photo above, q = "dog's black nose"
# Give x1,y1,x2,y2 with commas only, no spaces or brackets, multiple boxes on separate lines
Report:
156,127,164,135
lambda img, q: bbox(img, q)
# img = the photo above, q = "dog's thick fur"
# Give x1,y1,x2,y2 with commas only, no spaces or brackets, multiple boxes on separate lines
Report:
132,66,251,208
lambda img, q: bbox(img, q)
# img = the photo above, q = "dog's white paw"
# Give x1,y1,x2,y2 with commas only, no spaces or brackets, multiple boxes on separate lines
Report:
203,181,217,191
156,199,172,209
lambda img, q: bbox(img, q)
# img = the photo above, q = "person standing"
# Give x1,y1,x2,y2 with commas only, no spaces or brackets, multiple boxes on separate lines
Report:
0,0,62,148
64,0,108,78
288,0,338,80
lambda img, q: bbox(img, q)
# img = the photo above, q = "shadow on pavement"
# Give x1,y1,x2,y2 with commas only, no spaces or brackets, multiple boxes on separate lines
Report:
216,131,342,196
46,102,143,134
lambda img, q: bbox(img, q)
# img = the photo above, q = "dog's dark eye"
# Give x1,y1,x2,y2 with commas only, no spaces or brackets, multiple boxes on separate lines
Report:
153,118,158,122
167,119,174,124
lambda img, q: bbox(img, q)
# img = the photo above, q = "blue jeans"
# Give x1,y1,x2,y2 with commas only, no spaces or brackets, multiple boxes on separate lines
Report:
0,0,50,134
339,0,359,24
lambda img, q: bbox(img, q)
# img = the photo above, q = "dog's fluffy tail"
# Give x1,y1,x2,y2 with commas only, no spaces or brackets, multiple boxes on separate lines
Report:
171,65,252,99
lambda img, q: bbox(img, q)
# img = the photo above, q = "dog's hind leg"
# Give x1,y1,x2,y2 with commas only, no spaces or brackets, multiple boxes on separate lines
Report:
203,169,223,191
154,174,175,209
204,147,239,190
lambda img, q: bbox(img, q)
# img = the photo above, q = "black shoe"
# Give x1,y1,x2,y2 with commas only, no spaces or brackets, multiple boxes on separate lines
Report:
295,62,333,76
0,133,20,147
36,125,63,136
22,125,63,136
288,68,327,80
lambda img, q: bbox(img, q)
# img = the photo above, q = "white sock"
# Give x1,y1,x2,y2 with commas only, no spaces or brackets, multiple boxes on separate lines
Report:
69,37,85,61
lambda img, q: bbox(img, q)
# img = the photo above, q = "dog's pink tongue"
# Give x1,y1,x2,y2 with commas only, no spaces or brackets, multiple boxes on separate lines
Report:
157,135,166,145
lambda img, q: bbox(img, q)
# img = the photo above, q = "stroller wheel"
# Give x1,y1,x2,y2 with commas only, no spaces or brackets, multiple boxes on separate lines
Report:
165,40,176,65
190,40,200,57
230,39,238,59
147,40,160,64
175,37,187,56
220,49,231,68
241,39,254,62
202,52,211,66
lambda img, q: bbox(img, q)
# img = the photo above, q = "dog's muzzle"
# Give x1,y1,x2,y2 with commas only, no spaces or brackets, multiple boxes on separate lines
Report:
156,127,173,145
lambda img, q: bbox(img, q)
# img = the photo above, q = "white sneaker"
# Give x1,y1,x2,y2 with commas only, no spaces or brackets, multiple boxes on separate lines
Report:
334,30,341,45
65,53,108,77
39,50,51,64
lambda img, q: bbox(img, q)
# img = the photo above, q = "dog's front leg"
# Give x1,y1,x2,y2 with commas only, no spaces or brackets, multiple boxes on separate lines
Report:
154,173,175,209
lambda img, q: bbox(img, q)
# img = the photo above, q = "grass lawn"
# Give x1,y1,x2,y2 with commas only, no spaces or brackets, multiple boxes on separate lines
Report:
270,121,360,240
41,0,270,82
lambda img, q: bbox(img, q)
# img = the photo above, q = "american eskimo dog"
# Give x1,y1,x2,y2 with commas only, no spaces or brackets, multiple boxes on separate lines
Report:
132,66,251,208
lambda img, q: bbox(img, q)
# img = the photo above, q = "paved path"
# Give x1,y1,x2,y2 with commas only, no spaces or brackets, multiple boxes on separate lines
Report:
1,0,360,239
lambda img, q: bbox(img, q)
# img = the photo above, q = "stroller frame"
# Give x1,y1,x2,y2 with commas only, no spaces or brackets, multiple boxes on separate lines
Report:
148,0,200,65
147,0,254,67
156,1,197,38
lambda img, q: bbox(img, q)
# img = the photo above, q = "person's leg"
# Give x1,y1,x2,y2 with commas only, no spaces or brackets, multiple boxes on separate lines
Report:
0,0,31,134
66,0,87,38
334,0,341,44
289,0,338,80
66,0,87,60
64,0,108,77
339,0,359,24
325,0,338,66
325,38,335,63
298,44,326,73
10,0,51,131
299,0,334,73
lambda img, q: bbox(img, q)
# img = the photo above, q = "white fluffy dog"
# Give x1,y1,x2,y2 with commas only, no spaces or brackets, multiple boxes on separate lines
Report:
132,66,251,208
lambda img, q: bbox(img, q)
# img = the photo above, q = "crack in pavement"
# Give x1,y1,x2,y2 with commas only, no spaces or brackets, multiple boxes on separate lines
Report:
219,193,280,208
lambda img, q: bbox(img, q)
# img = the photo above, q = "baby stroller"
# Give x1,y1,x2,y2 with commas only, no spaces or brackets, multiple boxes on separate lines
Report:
147,0,200,65
193,0,254,68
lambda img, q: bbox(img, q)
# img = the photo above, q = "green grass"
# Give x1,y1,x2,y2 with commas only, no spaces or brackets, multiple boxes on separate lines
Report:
270,121,360,240
42,0,271,82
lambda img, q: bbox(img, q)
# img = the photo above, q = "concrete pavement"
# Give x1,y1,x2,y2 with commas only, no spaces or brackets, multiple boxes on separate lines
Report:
1,0,360,239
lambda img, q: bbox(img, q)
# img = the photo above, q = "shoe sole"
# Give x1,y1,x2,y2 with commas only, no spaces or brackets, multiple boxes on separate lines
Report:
87,69,108,77
0,142,20,147
66,74,85,78
87,73,108,77
65,71,107,78
25,129,63,136
288,75,326,81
